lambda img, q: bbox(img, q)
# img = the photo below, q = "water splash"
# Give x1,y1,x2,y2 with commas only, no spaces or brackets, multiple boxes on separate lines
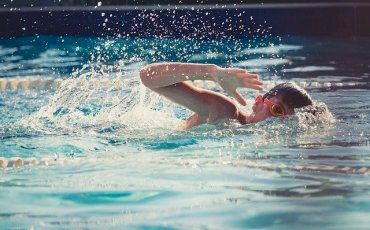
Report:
295,101,335,128
17,64,181,139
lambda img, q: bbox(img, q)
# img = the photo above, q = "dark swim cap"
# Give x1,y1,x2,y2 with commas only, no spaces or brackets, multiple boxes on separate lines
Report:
263,82,313,109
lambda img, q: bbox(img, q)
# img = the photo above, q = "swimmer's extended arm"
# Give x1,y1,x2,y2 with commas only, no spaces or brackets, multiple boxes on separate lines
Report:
139,62,262,126
140,62,263,104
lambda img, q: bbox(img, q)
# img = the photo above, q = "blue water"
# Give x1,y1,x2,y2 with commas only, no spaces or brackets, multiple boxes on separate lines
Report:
1,35,370,229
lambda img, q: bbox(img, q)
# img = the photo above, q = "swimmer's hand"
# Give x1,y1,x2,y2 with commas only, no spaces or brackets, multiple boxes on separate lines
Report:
212,67,263,106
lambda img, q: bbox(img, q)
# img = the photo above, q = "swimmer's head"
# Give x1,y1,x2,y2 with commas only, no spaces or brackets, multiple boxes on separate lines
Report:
263,82,313,110
250,82,313,123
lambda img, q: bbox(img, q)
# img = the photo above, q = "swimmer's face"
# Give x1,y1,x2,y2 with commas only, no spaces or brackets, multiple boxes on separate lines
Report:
250,95,293,123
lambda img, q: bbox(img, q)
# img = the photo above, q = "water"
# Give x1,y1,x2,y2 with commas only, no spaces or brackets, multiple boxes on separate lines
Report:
1,35,370,229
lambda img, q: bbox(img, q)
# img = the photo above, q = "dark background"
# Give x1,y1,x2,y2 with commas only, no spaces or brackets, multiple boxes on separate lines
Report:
1,0,369,37
1,0,369,7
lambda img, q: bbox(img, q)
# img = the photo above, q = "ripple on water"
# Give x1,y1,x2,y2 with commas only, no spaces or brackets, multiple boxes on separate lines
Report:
53,190,166,205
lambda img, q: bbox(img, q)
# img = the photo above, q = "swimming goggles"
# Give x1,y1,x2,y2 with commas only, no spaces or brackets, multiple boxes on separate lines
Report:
255,95,286,117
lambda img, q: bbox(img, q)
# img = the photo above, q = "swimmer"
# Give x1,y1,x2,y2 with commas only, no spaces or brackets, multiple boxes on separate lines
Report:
140,62,313,130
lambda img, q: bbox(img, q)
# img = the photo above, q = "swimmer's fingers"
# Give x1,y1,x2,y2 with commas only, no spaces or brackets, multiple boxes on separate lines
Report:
232,89,248,106
236,71,259,79
235,72,263,88
240,78,263,90
217,68,262,103
245,80,264,90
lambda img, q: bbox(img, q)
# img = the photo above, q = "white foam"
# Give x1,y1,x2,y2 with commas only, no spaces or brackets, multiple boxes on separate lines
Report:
283,66,335,72
18,70,181,138
189,52,226,62
235,58,289,67
239,44,302,55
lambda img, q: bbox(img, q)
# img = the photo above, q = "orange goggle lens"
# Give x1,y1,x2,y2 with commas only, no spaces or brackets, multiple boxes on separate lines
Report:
255,95,285,117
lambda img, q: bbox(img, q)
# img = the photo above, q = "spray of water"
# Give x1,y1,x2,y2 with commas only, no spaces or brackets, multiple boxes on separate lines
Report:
17,62,182,139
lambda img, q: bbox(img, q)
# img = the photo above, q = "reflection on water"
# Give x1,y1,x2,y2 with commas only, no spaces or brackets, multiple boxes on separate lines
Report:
0,35,370,229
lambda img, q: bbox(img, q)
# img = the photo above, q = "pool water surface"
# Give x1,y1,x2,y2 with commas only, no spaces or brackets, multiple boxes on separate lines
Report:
1,35,370,229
